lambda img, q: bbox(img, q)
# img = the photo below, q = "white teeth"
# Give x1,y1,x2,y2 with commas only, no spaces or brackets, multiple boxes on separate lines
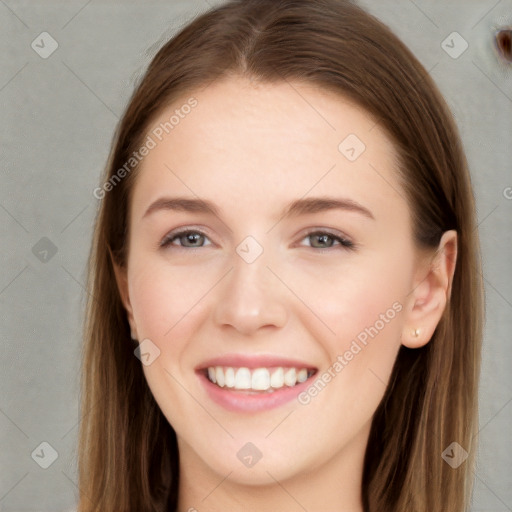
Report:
284,368,297,387
251,368,270,390
235,368,251,389
215,367,225,387
206,366,313,391
297,368,308,383
270,367,284,388
225,367,235,388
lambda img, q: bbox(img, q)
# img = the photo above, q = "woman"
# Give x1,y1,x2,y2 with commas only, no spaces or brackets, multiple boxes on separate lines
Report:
79,0,484,510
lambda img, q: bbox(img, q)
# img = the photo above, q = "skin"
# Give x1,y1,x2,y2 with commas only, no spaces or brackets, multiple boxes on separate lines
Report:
114,76,457,512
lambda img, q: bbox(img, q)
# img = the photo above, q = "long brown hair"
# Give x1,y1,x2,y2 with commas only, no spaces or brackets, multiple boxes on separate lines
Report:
78,1,484,510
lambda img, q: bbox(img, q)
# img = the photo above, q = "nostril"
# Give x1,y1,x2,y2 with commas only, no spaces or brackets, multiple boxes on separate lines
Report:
495,29,512,63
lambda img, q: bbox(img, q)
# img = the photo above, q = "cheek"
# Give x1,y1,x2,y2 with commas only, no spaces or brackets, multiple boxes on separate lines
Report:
292,246,412,402
128,258,207,341
292,249,411,349
128,260,212,426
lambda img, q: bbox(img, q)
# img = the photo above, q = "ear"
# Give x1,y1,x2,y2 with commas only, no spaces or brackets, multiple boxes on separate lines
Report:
109,247,139,340
401,230,458,349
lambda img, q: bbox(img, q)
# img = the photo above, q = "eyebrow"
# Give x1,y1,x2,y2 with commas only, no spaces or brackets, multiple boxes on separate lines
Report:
142,196,375,221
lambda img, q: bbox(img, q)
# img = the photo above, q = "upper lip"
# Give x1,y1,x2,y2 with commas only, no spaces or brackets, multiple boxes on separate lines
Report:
195,354,318,371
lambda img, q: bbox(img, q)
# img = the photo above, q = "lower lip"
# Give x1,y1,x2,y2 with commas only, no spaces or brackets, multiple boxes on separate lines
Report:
197,371,316,413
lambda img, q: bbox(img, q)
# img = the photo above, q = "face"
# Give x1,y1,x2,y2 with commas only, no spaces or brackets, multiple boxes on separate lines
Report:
117,76,430,487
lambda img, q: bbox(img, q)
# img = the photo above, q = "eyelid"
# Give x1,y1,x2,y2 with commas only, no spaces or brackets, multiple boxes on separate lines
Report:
298,226,352,240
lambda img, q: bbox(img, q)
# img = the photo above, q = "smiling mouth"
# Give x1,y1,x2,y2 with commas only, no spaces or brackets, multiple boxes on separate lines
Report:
203,366,317,393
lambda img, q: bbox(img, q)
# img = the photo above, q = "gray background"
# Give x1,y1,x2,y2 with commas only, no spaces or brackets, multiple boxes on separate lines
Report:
1,0,511,511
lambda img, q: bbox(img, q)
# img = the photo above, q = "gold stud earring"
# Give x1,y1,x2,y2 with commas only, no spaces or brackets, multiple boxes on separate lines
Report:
413,328,420,337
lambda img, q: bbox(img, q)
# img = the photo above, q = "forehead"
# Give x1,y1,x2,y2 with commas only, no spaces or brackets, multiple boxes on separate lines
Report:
131,76,406,224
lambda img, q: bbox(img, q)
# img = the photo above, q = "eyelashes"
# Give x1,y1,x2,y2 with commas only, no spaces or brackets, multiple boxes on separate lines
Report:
160,230,212,249
159,228,356,251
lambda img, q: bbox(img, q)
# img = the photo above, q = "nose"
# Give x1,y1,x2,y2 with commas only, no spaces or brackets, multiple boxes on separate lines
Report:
212,247,288,336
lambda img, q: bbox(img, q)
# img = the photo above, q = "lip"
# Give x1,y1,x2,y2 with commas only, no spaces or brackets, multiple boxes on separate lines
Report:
195,354,318,413
195,354,317,371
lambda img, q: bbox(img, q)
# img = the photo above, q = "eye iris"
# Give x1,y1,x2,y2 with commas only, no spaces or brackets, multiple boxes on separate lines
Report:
182,232,203,247
311,233,333,248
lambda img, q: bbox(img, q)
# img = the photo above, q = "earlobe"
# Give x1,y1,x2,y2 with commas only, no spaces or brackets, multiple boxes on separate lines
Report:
401,230,458,349
109,247,139,340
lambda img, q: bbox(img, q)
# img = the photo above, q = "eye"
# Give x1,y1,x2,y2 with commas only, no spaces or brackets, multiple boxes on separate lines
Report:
300,230,355,250
160,229,212,249
159,228,355,251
